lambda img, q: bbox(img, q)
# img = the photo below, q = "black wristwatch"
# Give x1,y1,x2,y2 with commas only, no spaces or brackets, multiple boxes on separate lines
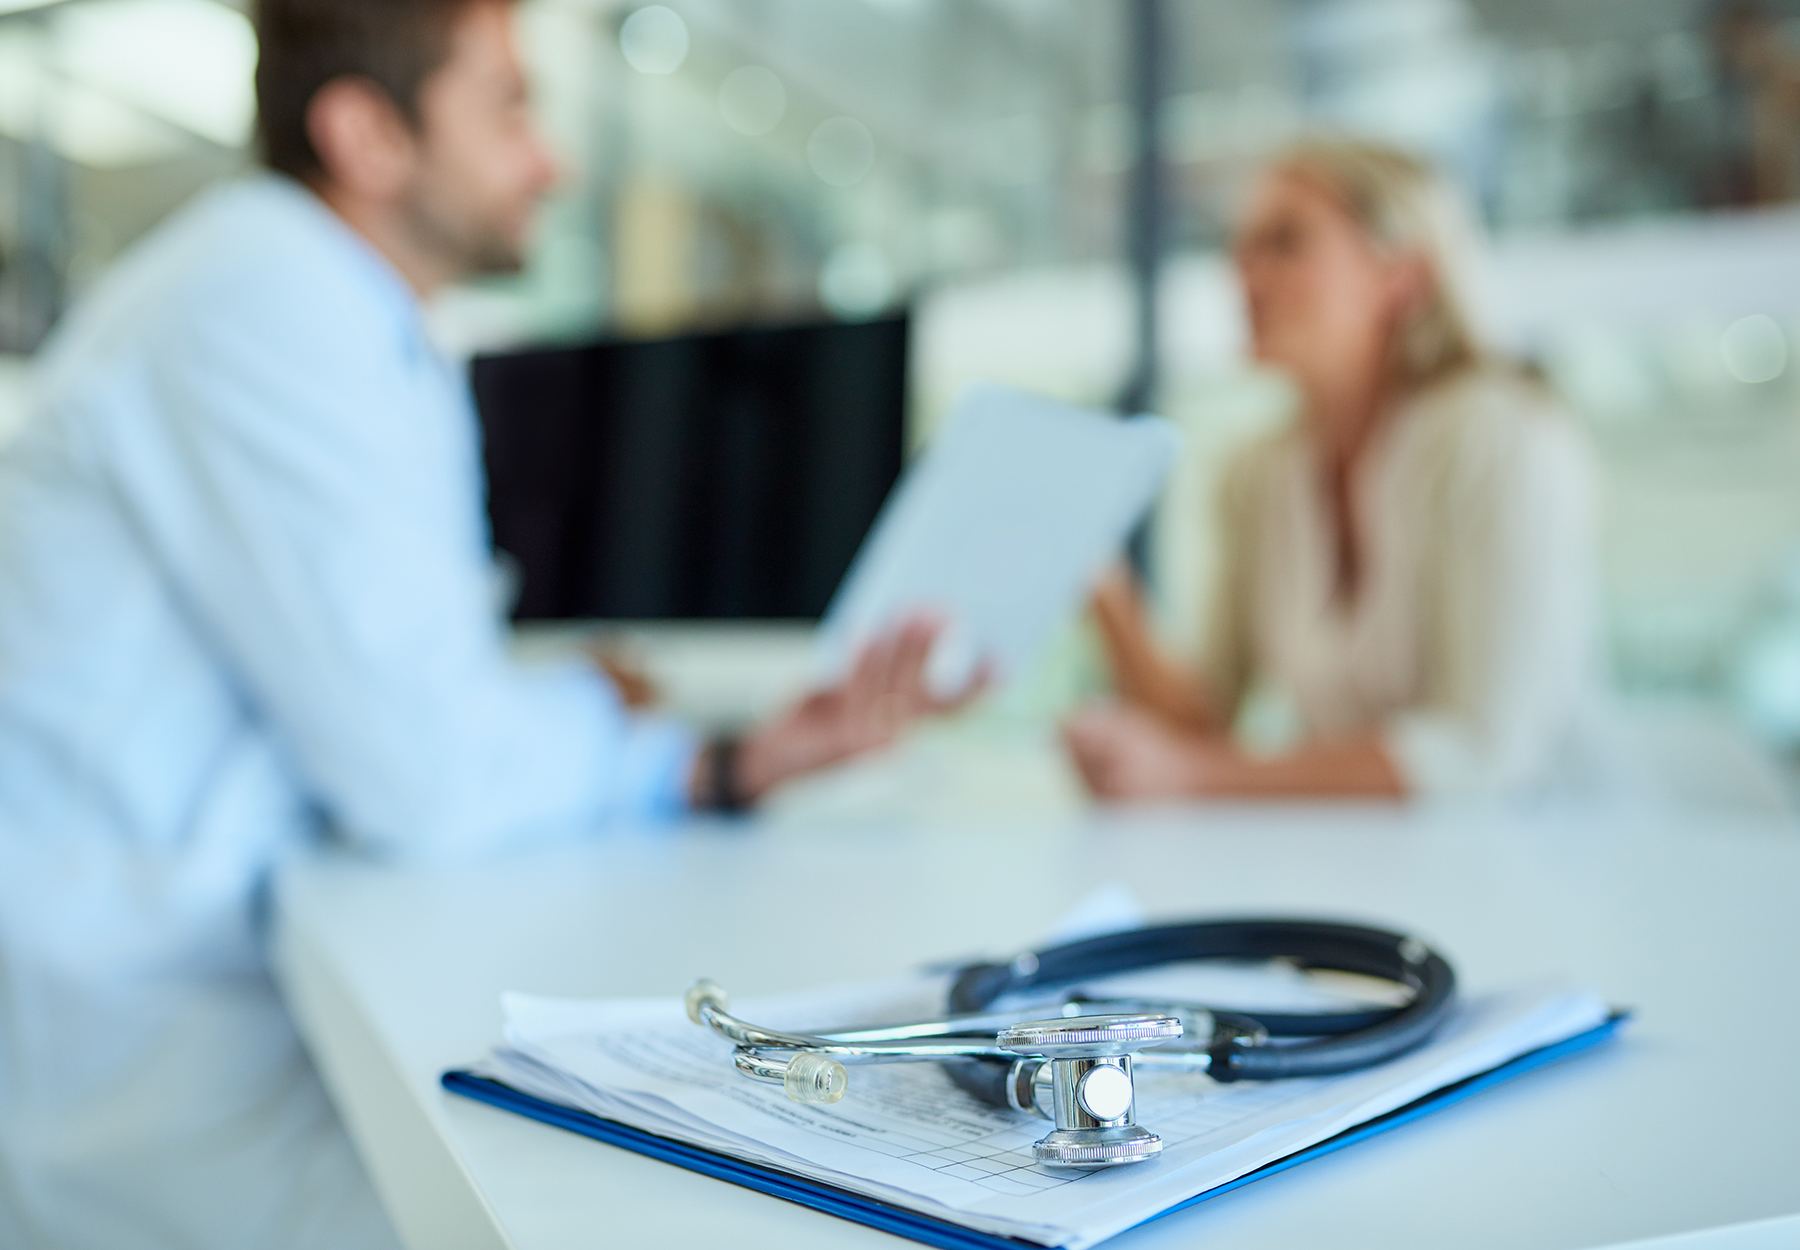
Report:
701,734,749,814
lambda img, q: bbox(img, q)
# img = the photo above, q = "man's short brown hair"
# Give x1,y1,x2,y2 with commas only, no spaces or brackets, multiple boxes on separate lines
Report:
253,0,495,181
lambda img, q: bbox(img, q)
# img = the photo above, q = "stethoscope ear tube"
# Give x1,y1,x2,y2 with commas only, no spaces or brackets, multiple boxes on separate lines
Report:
946,918,1456,1084
689,916,1457,1170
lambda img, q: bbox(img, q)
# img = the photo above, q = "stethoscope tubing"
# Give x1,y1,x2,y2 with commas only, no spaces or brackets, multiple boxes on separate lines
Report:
947,916,1456,1083
694,917,1457,1117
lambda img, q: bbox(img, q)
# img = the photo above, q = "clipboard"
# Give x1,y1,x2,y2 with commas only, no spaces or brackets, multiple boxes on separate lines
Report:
442,1011,1627,1250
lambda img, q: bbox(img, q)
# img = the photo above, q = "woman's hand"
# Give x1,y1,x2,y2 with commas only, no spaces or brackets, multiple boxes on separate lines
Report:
1062,703,1227,800
729,617,988,803
1088,564,1217,734
1089,563,1143,635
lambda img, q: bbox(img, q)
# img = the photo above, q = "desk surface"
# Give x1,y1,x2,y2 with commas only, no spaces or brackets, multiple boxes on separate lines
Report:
274,804,1800,1250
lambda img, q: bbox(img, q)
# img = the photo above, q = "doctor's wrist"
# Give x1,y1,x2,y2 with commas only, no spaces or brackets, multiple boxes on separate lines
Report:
691,734,751,813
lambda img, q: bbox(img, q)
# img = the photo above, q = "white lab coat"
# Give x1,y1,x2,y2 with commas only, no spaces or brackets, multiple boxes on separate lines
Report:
0,177,693,1248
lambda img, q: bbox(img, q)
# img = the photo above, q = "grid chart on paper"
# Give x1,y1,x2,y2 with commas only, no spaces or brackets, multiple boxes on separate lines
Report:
593,1020,1327,1199
837,1117,1081,1195
841,1069,1310,1197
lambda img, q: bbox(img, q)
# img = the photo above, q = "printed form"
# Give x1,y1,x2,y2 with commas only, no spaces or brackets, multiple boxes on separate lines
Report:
473,971,1610,1249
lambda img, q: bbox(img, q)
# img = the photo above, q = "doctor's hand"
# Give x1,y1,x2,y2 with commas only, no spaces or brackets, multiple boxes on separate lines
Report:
721,617,989,806
1062,703,1228,801
586,642,659,709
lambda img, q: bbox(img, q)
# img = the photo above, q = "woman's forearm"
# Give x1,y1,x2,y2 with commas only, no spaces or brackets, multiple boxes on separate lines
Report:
1091,570,1217,733
1193,733,1405,799
1064,706,1406,802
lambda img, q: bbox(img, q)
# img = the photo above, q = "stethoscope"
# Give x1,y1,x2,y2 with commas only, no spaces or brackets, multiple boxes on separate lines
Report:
687,918,1457,1170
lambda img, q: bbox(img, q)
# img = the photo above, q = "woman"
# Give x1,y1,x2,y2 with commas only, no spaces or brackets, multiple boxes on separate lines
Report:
1066,138,1604,802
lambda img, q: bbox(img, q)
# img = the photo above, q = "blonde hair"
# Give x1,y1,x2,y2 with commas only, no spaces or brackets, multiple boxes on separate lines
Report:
1270,137,1486,389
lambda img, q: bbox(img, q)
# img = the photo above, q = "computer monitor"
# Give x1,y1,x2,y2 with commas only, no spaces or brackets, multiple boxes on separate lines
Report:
472,315,908,621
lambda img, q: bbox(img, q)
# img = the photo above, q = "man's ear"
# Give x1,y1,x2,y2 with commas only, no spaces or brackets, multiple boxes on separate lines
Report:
305,77,418,200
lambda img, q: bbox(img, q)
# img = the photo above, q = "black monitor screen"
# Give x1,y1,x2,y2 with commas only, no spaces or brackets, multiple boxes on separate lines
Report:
473,315,907,621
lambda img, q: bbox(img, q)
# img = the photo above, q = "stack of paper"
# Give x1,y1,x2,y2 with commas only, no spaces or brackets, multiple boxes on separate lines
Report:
460,971,1613,1250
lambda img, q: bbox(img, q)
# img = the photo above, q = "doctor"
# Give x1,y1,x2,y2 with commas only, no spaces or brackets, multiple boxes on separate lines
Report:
0,0,969,1246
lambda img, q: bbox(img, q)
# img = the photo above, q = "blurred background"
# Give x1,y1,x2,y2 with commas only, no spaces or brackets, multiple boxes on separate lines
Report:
7,0,1800,809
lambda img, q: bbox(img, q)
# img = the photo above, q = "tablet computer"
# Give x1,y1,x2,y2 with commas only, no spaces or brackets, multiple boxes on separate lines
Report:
816,383,1178,694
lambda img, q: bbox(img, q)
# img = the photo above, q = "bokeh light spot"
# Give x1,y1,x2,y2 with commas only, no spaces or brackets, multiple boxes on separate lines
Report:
619,6,688,75
719,65,785,136
808,116,876,187
1720,314,1788,385
818,241,895,318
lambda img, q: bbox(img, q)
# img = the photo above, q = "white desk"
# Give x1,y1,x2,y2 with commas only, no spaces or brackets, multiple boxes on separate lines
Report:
274,804,1800,1250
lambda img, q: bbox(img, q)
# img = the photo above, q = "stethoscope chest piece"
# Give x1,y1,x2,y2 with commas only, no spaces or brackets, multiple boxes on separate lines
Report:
999,1014,1181,1169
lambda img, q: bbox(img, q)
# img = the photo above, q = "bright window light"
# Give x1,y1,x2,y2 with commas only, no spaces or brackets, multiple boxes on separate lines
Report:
53,0,257,149
0,28,43,138
54,79,188,166
0,23,184,167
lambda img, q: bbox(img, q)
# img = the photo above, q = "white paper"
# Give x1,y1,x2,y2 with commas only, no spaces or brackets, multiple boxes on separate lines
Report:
815,383,1179,693
473,972,1611,1250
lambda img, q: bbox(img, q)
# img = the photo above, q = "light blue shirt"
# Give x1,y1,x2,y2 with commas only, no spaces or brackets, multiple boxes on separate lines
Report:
0,176,693,1248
